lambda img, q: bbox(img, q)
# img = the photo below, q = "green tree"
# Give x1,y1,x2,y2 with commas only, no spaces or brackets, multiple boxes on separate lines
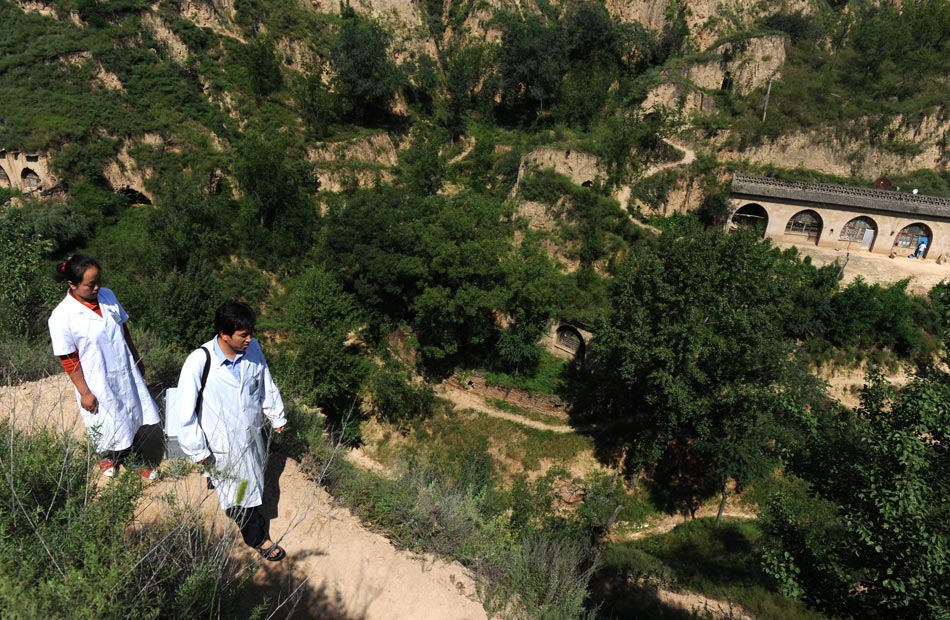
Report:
244,36,283,98
368,360,434,429
148,173,231,272
323,187,511,369
438,43,490,137
408,192,510,364
563,2,616,64
404,53,440,116
330,7,403,123
495,240,565,373
495,12,567,121
763,369,950,620
147,258,226,347
283,266,367,419
825,278,934,360
297,73,339,139
0,206,57,338
398,126,447,196
233,136,315,268
580,222,813,518
656,0,689,63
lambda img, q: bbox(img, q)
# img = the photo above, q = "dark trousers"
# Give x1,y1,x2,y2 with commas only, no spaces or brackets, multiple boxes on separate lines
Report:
225,505,269,548
102,446,133,466
101,427,151,467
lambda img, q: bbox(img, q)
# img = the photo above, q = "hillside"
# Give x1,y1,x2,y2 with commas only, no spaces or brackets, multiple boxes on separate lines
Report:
3,0,948,203
3,1,950,619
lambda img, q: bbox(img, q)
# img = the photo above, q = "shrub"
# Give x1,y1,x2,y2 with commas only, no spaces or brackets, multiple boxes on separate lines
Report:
369,363,435,430
305,430,599,620
0,205,59,339
0,419,253,618
0,337,58,386
478,533,597,620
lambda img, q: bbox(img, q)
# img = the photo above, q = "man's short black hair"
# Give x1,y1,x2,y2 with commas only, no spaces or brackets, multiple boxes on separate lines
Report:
215,300,256,336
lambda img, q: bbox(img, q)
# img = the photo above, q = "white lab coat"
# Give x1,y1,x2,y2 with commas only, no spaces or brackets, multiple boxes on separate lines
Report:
172,338,286,509
48,288,160,452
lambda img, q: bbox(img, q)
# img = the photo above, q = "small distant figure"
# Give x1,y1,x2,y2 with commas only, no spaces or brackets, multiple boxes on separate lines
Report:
910,240,928,259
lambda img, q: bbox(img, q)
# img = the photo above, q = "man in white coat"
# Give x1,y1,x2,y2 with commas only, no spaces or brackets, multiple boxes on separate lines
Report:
172,300,288,561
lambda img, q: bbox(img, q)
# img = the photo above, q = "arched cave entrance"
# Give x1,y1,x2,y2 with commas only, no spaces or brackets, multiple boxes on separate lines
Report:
894,223,933,258
0,166,9,188
784,209,823,244
21,168,40,190
839,216,878,251
729,203,768,236
555,325,586,360
118,187,152,205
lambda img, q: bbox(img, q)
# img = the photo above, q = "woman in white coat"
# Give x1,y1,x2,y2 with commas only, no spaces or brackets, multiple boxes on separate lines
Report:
48,254,161,479
172,300,288,561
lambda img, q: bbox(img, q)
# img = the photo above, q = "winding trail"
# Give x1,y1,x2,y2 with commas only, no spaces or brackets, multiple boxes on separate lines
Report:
643,137,697,178
614,137,698,235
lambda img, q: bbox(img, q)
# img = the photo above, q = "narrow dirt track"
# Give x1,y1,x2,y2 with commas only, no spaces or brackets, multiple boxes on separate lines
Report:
436,383,574,433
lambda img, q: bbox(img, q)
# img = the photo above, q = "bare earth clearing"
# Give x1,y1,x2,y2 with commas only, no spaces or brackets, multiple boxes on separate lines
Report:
778,240,950,294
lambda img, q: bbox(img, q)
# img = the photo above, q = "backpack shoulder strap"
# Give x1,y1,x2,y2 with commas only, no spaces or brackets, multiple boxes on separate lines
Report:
195,346,211,415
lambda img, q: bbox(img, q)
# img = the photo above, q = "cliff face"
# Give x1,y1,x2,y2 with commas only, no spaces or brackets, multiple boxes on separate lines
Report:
719,115,950,179
307,0,438,60
641,34,787,121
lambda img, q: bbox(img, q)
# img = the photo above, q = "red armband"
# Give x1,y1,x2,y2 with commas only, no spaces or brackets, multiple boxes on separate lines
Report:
60,351,81,374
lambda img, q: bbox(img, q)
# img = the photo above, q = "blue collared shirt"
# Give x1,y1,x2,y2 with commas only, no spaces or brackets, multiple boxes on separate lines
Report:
213,338,245,382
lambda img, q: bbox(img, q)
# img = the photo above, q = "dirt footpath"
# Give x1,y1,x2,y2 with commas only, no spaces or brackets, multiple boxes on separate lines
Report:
0,375,486,620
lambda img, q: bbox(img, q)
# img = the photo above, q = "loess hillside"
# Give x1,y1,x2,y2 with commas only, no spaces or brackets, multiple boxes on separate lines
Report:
2,0,948,204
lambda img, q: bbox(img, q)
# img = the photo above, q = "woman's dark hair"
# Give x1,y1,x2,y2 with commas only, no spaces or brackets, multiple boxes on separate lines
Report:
57,254,100,285
214,300,256,336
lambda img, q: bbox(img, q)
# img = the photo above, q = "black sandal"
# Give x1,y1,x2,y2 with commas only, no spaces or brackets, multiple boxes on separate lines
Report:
256,542,286,562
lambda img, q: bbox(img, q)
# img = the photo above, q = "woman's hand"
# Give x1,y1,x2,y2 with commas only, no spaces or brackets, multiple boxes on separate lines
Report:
80,390,99,413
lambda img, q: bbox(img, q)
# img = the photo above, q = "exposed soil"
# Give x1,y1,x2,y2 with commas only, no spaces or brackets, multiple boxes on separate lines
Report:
439,377,572,433
778,240,950,294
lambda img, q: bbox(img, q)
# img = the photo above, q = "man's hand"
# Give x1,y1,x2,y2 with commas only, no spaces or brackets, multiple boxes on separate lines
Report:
274,425,286,434
80,391,98,413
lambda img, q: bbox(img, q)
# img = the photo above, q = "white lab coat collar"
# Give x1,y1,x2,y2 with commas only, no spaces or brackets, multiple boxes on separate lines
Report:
65,290,105,319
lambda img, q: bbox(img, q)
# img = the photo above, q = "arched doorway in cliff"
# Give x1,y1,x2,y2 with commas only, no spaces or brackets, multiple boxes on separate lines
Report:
729,203,768,236
21,168,40,190
894,223,933,258
554,325,586,361
0,166,9,188
839,216,878,251
118,187,152,205
784,209,822,244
